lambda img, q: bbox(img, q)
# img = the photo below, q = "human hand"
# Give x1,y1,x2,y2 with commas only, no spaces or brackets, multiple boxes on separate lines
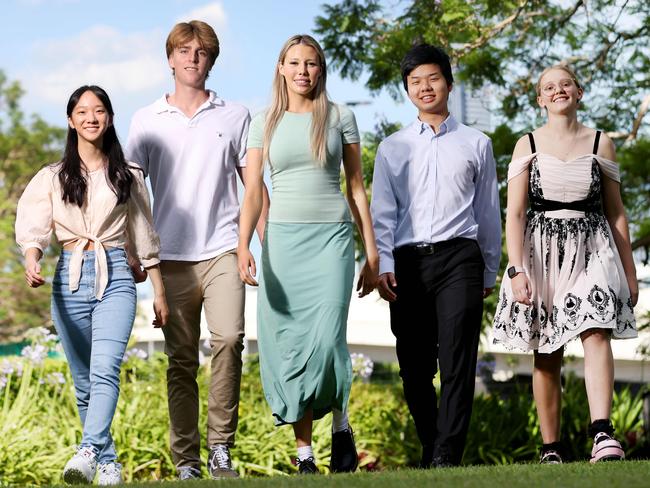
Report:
356,257,379,298
25,257,45,288
483,287,494,299
153,294,169,328
237,245,258,286
511,273,531,305
377,272,397,302
130,261,148,283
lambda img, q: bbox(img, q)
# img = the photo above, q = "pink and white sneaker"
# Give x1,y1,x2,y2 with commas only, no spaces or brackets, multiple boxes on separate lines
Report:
590,432,625,463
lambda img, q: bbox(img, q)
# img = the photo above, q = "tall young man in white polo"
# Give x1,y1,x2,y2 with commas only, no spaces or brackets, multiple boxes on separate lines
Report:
126,21,267,480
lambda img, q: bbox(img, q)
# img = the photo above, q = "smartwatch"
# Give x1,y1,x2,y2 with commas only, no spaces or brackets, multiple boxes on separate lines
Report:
507,266,526,279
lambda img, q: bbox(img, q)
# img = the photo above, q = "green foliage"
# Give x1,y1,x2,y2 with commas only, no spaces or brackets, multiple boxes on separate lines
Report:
317,0,650,253
0,71,65,342
316,0,650,134
1,331,647,486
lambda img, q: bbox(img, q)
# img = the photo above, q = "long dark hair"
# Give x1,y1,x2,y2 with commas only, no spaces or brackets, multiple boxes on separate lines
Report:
59,85,133,207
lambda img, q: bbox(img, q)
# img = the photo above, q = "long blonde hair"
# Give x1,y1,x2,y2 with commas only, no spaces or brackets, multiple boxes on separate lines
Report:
262,34,331,167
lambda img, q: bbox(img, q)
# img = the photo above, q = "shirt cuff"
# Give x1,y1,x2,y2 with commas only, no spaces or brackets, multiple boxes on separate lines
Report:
484,270,497,289
379,254,395,276
141,257,161,269
21,242,44,255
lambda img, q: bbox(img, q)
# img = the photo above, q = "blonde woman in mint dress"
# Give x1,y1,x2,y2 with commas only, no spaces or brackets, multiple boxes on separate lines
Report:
237,34,378,474
492,65,637,464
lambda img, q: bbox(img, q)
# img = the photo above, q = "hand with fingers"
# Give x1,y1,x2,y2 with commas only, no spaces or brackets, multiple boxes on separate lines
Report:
128,257,148,283
356,258,379,297
237,245,258,286
25,256,46,288
511,273,532,305
152,294,169,328
377,272,397,302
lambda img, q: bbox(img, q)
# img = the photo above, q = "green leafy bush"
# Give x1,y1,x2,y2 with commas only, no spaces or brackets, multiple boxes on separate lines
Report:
0,332,646,485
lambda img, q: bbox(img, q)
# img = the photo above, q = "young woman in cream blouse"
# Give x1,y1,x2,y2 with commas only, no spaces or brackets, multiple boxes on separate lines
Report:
15,85,168,485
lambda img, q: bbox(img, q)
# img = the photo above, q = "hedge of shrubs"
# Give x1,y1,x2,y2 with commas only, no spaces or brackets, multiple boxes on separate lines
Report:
0,329,646,485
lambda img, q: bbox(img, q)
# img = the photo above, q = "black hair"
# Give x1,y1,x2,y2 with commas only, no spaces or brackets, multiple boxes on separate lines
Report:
59,85,133,207
400,43,453,91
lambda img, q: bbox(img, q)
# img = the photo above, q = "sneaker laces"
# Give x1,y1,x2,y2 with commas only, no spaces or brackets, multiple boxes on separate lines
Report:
99,462,121,476
209,445,232,470
297,456,315,466
77,446,97,461
594,432,613,444
178,466,201,480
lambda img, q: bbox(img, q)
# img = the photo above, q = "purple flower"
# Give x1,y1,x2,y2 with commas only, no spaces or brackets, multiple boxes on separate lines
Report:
21,344,48,365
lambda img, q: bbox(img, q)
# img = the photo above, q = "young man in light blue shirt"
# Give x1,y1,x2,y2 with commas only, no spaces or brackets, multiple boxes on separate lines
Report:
371,43,501,468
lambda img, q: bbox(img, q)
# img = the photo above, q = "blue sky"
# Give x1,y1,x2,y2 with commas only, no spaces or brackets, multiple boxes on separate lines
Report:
2,0,416,139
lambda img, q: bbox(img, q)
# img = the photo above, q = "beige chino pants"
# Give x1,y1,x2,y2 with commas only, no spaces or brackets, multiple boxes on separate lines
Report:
160,250,245,469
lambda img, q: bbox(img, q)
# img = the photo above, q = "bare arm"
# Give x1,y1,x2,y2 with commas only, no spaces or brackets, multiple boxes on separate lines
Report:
506,136,533,305
600,135,638,306
342,143,379,297
237,148,265,286
144,264,169,327
237,164,269,242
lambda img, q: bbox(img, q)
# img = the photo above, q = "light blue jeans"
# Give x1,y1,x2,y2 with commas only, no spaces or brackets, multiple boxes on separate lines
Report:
51,248,136,463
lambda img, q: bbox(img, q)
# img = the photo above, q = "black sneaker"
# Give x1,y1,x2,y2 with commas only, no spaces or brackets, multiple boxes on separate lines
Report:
207,444,239,479
539,443,563,464
297,457,319,474
330,426,359,473
432,454,455,468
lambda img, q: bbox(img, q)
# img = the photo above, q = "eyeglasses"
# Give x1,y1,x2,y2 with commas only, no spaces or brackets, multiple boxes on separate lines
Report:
540,79,577,97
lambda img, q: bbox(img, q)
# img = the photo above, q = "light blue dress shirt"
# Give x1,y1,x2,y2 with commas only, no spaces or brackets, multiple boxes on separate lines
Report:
370,114,501,287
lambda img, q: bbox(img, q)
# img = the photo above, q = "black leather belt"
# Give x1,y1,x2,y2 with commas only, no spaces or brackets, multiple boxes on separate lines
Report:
393,237,468,257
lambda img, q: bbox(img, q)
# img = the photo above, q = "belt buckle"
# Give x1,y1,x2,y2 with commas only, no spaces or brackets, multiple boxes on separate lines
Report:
415,243,435,256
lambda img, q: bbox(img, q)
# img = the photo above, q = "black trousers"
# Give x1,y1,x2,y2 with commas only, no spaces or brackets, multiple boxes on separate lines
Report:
390,238,484,465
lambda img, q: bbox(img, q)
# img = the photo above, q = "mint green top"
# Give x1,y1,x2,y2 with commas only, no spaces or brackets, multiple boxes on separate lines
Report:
247,104,360,223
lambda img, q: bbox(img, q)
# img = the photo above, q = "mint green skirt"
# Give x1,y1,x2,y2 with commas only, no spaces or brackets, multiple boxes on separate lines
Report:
258,222,354,425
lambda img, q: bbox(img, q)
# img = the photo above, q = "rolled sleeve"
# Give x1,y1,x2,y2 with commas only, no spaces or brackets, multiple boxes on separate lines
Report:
127,167,160,268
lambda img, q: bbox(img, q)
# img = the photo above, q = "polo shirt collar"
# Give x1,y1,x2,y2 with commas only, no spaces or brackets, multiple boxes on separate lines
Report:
414,113,458,136
153,89,221,114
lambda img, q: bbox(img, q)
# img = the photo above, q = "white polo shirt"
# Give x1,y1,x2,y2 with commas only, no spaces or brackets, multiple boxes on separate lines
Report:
126,90,250,261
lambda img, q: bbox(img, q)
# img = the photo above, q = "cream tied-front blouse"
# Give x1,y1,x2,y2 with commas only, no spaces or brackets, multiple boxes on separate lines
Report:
15,162,160,300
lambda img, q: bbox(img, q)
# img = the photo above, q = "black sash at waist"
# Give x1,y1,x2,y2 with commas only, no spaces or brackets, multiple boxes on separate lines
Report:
529,195,602,213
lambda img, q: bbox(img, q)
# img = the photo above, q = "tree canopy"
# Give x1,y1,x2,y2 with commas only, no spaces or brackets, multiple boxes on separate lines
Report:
0,72,65,341
316,0,650,255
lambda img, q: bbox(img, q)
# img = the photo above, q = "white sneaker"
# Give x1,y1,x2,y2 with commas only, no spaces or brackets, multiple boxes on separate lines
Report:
63,446,97,484
98,462,123,485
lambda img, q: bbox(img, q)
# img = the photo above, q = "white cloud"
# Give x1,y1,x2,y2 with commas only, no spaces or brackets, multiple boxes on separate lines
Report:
23,25,168,105
175,2,227,32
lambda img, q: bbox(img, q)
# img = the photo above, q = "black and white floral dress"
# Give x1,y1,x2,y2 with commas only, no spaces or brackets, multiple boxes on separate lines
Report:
492,143,636,353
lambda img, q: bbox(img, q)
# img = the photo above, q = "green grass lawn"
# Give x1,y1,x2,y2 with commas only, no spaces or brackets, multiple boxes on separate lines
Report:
45,461,650,488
